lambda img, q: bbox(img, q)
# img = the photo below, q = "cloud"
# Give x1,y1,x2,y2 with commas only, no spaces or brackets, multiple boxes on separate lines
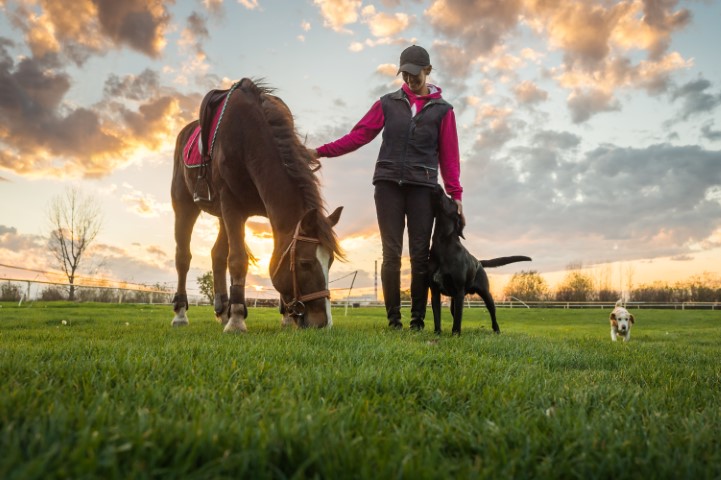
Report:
0,50,116,176
0,227,53,272
146,245,167,258
375,63,397,77
425,0,522,57
120,184,172,218
180,12,209,56
421,0,692,123
514,80,548,105
460,140,721,270
94,0,171,57
238,0,260,10
670,77,721,121
104,69,161,101
203,0,224,15
428,42,472,95
247,219,273,239
361,5,411,38
175,12,211,84
313,0,362,33
701,123,721,142
6,0,172,63
567,88,621,123
637,0,691,60
467,102,519,155
0,46,200,178
529,0,689,70
91,241,175,284
0,225,19,235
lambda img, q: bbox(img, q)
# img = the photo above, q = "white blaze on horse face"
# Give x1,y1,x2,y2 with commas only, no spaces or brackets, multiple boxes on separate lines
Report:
316,245,332,327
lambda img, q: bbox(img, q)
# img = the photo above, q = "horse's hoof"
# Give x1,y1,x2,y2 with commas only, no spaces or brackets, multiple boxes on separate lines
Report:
223,304,247,333
172,307,189,327
215,312,230,326
223,320,247,333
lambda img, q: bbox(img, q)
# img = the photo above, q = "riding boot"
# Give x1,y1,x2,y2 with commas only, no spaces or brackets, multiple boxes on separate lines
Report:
409,272,429,330
381,266,402,329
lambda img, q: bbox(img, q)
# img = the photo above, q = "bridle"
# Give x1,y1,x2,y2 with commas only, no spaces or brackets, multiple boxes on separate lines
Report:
271,220,331,319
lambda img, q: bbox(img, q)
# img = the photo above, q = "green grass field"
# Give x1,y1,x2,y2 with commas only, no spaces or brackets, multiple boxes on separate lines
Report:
1,302,720,479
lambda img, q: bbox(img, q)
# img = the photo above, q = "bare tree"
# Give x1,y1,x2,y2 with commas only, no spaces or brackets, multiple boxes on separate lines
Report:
47,187,103,301
594,262,619,301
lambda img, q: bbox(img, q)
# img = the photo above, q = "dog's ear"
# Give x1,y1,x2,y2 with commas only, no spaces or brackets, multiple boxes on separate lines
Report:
629,314,635,324
609,312,616,321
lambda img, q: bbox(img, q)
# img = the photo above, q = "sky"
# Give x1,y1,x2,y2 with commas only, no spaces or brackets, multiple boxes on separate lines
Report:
1,0,720,301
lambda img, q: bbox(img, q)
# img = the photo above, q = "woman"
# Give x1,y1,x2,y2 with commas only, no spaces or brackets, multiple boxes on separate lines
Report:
309,45,464,330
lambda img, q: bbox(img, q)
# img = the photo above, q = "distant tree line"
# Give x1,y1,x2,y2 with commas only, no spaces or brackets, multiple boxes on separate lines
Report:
1,282,173,304
4,269,720,305
503,268,721,303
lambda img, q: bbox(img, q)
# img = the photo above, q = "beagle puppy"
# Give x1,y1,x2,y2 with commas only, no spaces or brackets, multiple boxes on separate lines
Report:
609,300,635,342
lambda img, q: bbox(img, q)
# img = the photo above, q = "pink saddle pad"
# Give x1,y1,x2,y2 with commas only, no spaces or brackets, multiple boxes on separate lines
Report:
182,101,225,168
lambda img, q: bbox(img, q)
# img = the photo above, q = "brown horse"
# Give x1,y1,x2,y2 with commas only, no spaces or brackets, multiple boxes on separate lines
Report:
170,78,343,332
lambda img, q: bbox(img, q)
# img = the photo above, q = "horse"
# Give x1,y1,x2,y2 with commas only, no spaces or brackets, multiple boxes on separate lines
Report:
170,78,343,332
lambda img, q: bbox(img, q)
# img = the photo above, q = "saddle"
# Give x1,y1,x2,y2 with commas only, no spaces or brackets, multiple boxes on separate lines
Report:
198,87,231,161
184,82,241,203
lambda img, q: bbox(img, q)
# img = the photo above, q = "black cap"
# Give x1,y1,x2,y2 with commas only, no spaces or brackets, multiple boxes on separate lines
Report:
397,45,430,76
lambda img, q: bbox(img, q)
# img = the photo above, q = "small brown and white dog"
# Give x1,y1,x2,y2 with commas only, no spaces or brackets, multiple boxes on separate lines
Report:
609,300,635,342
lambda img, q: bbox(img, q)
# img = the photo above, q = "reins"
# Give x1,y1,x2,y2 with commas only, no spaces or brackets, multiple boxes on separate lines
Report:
271,220,331,318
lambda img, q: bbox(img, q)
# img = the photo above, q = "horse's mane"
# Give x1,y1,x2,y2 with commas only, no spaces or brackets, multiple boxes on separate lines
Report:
238,78,343,259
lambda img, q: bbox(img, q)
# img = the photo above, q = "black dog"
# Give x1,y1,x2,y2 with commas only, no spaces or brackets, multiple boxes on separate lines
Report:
429,187,531,335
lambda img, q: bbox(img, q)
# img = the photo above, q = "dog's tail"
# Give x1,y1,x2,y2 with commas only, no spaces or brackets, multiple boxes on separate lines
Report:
480,256,532,268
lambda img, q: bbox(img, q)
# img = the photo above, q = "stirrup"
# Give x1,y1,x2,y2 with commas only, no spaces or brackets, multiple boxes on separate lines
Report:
193,177,213,203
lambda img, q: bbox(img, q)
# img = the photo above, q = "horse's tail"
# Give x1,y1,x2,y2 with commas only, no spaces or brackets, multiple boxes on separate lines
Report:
480,256,532,268
246,243,258,266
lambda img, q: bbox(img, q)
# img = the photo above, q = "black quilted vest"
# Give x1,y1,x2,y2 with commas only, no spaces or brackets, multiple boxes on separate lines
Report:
373,88,452,188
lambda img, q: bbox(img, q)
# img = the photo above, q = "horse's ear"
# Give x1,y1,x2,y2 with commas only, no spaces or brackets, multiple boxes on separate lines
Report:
299,209,320,235
327,206,343,227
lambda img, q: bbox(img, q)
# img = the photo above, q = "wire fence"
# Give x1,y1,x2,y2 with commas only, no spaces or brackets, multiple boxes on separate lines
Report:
0,262,370,306
2,263,719,310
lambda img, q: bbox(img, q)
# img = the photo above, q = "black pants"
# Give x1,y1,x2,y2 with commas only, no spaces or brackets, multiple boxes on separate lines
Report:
374,181,434,325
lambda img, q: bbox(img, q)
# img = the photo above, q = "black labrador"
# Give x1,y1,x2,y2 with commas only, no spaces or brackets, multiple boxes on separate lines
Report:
429,187,531,335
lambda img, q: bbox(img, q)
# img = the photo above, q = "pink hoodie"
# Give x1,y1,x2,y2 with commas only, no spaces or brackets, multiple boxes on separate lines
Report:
317,83,463,201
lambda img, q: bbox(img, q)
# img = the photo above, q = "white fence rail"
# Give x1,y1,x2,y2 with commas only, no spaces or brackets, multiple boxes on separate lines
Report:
341,300,720,310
